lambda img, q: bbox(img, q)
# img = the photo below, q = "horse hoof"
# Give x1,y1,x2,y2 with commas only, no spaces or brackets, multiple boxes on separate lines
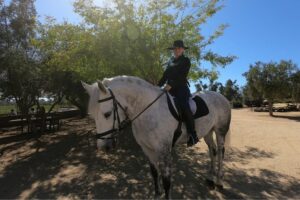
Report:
205,178,215,190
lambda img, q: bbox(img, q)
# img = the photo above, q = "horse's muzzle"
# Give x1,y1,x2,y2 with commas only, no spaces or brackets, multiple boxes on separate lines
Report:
97,138,117,152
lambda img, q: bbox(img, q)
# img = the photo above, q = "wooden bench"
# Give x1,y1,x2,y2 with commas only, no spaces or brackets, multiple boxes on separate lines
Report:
0,110,80,133
0,114,54,133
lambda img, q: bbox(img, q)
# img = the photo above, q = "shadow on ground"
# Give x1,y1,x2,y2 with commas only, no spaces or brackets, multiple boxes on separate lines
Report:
273,114,300,122
0,118,299,199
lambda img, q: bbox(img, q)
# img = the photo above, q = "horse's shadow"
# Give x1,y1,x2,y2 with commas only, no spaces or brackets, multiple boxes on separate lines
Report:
0,121,300,199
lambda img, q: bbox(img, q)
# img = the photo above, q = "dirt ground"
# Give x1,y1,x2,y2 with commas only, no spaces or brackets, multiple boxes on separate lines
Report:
0,108,299,199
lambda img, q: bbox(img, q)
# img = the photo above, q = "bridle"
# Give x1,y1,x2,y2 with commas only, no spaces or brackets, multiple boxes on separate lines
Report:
95,88,166,141
95,88,130,140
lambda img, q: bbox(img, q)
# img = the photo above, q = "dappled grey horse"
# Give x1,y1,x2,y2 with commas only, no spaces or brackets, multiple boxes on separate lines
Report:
82,76,231,199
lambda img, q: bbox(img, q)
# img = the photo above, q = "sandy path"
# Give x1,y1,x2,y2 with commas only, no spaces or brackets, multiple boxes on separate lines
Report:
228,109,300,178
0,109,299,199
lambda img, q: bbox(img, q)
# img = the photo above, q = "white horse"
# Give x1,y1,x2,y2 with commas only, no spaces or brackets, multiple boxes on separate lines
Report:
82,76,231,199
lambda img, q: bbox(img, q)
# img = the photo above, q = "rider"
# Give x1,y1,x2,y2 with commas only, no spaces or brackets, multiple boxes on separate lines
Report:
158,40,199,147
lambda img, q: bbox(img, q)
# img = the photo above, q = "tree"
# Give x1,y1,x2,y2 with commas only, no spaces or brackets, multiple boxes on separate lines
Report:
194,80,223,93
72,0,236,84
223,79,243,107
34,19,100,115
45,71,88,117
0,0,41,114
33,0,235,115
242,85,263,107
243,60,297,116
291,70,300,103
223,79,237,102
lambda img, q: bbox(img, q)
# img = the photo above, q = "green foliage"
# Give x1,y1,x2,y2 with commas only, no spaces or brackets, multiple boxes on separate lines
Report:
242,85,263,107
202,51,236,68
71,0,235,84
194,70,223,92
244,61,297,101
1,0,235,115
48,71,88,117
223,79,240,102
36,20,105,81
243,60,298,115
291,70,300,102
0,0,40,114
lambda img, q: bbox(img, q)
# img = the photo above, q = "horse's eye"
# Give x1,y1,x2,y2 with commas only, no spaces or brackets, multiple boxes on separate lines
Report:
104,111,112,118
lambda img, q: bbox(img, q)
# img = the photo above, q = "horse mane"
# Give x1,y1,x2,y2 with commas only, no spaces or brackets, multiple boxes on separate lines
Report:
87,76,159,118
102,75,159,92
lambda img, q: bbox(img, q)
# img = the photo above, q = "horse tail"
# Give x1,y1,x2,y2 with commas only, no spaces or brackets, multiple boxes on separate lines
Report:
224,104,232,148
224,128,231,147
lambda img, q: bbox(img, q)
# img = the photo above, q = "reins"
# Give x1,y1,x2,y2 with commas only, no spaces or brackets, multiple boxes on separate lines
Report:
130,90,166,122
95,88,166,140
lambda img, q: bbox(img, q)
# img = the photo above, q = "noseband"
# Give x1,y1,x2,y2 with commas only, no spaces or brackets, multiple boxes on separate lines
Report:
95,88,166,141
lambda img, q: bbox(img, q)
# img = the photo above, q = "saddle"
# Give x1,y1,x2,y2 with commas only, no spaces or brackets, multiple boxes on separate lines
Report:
166,92,209,147
166,92,209,121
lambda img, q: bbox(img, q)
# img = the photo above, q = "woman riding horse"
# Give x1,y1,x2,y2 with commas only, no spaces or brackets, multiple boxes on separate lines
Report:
158,40,199,147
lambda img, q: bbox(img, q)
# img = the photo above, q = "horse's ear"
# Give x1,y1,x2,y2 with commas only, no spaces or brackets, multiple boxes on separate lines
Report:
81,81,92,96
97,80,108,94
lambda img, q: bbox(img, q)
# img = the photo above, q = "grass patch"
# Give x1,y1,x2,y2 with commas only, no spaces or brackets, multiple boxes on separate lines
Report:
0,105,17,115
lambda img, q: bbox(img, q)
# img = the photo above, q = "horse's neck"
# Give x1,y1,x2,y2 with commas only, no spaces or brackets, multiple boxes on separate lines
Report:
110,82,160,117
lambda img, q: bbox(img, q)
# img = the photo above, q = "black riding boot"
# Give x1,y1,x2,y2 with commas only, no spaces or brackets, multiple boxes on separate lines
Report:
182,107,199,147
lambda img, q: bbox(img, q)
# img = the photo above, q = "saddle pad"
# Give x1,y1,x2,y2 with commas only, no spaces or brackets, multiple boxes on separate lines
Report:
192,95,209,119
166,93,209,121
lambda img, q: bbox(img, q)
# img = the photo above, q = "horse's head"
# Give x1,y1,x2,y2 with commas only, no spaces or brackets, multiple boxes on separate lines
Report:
82,80,127,152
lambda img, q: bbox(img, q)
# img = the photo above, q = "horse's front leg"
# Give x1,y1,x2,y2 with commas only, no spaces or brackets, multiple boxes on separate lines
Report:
158,152,172,199
149,162,162,198
162,174,171,199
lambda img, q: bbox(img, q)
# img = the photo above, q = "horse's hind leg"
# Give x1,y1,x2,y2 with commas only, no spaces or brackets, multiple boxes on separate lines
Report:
204,130,217,188
215,129,227,189
149,162,162,198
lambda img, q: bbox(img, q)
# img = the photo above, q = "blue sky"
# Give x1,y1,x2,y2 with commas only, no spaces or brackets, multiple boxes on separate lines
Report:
8,0,300,88
202,0,300,87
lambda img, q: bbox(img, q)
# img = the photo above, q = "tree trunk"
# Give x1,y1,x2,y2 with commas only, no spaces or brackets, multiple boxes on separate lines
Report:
35,97,41,111
268,100,274,116
66,97,87,118
16,99,29,115
47,95,64,114
16,96,35,115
